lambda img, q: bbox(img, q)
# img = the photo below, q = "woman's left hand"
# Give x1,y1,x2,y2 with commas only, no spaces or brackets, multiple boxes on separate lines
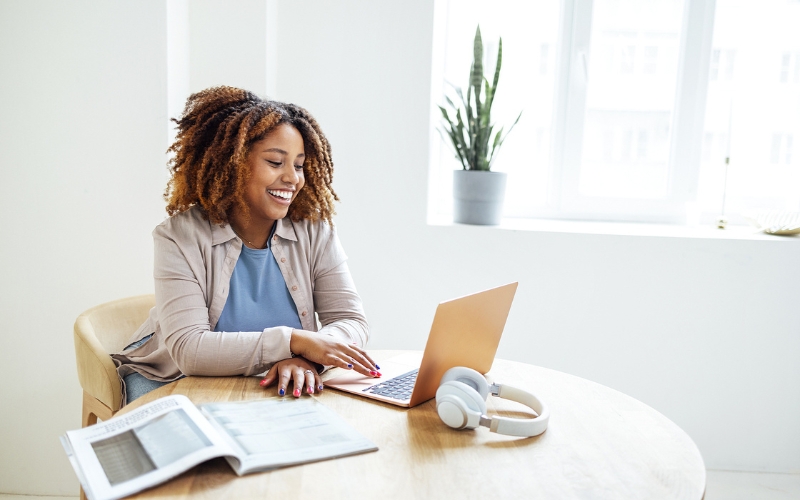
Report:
259,357,322,397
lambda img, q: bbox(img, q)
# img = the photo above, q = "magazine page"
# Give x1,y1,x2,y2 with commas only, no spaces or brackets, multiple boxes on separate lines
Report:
199,397,378,475
62,395,235,500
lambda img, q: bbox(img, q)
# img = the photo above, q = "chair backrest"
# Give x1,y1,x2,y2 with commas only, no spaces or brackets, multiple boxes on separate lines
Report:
74,294,155,411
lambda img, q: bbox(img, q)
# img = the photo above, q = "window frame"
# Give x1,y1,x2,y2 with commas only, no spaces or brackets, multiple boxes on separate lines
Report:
550,0,718,224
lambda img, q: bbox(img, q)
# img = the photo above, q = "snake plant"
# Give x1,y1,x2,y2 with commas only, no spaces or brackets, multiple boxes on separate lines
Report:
439,26,521,171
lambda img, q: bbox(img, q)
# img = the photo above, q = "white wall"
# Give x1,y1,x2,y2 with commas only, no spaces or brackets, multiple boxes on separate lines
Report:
0,0,168,495
187,0,268,94
271,0,800,474
1,0,798,496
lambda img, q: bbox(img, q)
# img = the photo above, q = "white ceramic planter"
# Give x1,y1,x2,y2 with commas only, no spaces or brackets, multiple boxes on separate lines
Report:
453,170,507,225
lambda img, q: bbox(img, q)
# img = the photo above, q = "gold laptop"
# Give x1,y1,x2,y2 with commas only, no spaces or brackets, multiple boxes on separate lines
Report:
324,282,518,408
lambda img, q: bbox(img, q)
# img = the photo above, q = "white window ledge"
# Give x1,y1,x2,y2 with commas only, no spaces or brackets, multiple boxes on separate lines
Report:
428,215,800,242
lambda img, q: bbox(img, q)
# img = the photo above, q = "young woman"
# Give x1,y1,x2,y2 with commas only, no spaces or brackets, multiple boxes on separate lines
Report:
113,86,379,404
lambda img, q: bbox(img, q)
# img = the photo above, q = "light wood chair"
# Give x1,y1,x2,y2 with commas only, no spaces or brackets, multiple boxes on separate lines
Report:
73,294,155,427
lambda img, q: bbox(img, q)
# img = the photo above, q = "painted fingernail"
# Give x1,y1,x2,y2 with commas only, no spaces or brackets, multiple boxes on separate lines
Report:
260,379,267,387
375,364,380,370
307,386,314,394
347,363,353,369
318,384,324,391
376,372,382,377
279,388,285,396
370,370,377,376
293,388,300,397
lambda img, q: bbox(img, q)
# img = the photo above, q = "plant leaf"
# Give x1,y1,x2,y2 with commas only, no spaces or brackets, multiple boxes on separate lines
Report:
506,110,522,136
488,37,503,111
471,27,484,133
453,84,465,105
438,106,458,138
477,121,493,170
438,102,470,169
488,111,522,168
455,109,471,168
465,85,477,169
443,127,468,169
438,105,452,123
488,126,504,165
471,26,483,90
482,77,493,128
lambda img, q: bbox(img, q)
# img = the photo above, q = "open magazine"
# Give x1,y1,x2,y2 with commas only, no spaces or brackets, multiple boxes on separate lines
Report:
60,395,378,500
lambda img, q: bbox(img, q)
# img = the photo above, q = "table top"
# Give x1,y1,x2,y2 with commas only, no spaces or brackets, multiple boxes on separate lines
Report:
120,350,706,499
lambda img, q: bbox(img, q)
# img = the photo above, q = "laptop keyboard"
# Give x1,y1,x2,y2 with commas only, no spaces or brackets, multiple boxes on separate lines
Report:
363,368,419,401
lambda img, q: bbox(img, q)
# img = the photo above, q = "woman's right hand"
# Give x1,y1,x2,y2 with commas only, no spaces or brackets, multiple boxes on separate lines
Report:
290,329,380,378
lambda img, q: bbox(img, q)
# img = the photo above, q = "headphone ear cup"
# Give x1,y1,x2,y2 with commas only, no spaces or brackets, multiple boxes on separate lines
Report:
439,367,490,400
436,394,470,429
435,380,487,430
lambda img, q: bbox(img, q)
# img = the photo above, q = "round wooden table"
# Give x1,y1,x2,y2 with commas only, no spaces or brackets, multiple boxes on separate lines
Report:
120,350,706,499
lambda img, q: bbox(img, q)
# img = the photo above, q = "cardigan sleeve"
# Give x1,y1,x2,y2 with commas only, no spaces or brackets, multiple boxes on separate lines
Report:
310,226,370,348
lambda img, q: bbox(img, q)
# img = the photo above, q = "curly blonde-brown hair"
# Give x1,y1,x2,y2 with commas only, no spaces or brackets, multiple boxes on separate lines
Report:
165,86,338,225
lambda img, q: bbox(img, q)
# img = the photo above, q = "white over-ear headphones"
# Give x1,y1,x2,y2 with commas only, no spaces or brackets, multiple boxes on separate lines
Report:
435,366,550,437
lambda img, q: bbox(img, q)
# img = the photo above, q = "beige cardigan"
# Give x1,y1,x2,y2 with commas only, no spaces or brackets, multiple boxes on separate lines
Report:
113,206,369,384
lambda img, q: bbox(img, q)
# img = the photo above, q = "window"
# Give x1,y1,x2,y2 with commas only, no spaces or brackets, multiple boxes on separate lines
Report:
695,0,800,223
429,0,800,225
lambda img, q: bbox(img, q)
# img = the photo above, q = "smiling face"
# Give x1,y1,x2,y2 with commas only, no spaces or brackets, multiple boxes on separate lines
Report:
241,123,306,227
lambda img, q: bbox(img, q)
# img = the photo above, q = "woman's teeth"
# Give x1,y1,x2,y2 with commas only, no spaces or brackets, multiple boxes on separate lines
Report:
268,190,292,200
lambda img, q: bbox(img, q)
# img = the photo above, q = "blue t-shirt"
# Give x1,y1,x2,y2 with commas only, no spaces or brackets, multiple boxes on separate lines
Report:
215,231,303,332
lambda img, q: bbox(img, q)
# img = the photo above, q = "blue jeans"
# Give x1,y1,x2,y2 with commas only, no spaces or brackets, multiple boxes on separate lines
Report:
122,333,180,404
124,372,170,404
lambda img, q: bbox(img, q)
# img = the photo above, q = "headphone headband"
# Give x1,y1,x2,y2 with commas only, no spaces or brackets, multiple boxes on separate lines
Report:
435,367,549,437
487,383,549,437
